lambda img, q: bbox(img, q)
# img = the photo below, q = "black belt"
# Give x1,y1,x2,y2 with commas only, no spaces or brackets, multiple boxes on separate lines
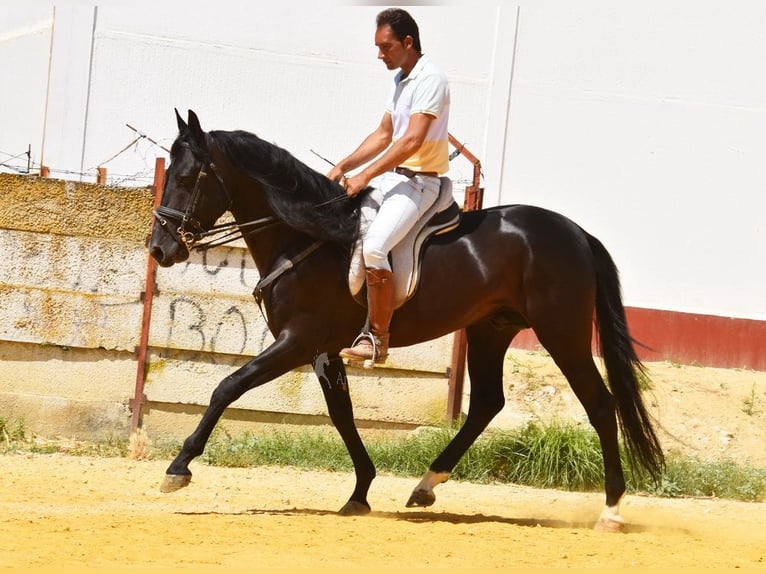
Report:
394,167,439,178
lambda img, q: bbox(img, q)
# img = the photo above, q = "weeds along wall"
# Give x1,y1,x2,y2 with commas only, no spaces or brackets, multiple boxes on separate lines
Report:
0,173,452,440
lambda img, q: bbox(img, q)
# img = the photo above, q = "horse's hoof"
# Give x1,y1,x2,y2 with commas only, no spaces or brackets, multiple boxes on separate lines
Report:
406,488,436,508
594,516,625,533
160,473,192,493
338,500,371,516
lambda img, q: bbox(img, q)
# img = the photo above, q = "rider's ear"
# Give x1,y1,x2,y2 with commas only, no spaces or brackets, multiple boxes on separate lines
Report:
187,109,209,154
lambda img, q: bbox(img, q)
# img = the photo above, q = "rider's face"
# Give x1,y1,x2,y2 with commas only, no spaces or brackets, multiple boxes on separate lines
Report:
375,25,412,71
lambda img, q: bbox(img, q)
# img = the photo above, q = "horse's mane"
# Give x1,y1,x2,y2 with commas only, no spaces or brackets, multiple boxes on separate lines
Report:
211,130,362,246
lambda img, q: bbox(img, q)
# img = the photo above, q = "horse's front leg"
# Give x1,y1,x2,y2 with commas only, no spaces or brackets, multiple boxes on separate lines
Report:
161,335,306,492
313,352,375,516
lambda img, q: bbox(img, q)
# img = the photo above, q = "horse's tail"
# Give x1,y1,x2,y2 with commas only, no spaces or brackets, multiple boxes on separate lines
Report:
587,233,665,481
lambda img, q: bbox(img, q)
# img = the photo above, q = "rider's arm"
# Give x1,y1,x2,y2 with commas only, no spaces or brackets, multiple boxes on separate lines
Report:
342,112,434,197
327,113,393,182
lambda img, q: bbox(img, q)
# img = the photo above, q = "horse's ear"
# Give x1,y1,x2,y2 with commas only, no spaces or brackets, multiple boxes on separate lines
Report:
175,108,187,132
186,109,208,154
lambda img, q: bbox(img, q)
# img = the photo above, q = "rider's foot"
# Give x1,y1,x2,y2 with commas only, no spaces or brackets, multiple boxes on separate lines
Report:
340,333,389,364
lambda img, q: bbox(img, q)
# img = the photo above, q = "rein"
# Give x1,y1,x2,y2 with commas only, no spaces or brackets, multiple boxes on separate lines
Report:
153,155,280,252
154,146,350,252
153,141,345,326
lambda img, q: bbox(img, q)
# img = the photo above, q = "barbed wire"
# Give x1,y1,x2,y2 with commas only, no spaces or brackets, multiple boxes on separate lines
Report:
0,124,170,187
0,147,32,174
0,149,36,176
3,128,478,189
89,124,170,186
94,124,170,170
2,148,476,189
0,150,160,186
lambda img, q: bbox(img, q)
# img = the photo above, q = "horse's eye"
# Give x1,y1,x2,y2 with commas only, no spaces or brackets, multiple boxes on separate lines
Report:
175,174,195,187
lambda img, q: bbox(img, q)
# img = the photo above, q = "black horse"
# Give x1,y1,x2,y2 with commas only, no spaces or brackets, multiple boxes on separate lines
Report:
149,109,664,531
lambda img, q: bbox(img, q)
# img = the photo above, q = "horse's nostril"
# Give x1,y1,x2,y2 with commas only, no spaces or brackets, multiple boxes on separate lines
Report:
149,244,165,263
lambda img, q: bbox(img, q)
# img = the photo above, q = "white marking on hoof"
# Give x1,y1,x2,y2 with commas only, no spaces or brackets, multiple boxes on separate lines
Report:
415,470,450,491
594,515,625,532
594,500,625,532
406,471,450,507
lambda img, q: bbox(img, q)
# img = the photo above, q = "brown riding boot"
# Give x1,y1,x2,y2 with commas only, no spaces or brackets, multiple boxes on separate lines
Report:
340,268,394,365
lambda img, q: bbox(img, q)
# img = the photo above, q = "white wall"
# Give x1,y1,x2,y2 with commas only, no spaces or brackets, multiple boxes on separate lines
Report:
1,1,498,185
0,5,52,175
505,0,766,320
1,1,763,322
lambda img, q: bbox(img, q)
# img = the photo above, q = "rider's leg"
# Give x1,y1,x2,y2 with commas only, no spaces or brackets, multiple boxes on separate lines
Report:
340,267,395,362
340,173,439,363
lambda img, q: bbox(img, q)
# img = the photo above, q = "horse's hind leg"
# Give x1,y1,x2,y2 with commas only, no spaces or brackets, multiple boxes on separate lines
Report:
313,353,375,516
536,332,627,530
406,322,513,508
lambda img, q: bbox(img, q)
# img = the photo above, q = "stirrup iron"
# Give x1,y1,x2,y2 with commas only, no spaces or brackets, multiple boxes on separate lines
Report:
340,331,387,369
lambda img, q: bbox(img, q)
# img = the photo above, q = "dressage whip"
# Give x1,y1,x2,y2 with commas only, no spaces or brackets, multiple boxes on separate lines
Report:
310,149,355,207
310,149,336,167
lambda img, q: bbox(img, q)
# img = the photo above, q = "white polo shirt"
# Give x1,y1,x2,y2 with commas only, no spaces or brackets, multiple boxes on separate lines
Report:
386,54,451,175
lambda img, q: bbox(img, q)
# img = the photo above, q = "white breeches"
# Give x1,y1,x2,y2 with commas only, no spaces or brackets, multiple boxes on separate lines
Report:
362,171,440,270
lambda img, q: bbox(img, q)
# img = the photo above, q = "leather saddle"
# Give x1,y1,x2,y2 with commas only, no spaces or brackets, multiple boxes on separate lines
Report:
348,177,461,309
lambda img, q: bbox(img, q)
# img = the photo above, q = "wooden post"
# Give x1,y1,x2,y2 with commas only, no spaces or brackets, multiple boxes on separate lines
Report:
96,167,107,185
445,134,484,422
130,157,166,433
40,166,50,178
446,330,468,421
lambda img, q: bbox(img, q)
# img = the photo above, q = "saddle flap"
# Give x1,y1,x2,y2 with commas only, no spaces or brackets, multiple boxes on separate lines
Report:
349,177,461,308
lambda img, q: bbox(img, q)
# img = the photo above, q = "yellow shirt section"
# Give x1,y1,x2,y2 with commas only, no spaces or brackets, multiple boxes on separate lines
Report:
398,137,450,174
387,55,450,175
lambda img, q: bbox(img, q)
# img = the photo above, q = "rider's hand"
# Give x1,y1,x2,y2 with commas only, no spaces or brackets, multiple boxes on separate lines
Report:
326,165,344,182
342,173,371,197
327,166,351,195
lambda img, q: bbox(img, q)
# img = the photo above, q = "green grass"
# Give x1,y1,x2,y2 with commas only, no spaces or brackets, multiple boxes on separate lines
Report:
0,416,26,444
130,422,766,502
2,416,765,503
0,416,128,457
742,383,761,416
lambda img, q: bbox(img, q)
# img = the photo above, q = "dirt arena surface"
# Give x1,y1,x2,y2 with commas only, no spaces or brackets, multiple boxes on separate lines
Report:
1,453,764,569
2,355,764,569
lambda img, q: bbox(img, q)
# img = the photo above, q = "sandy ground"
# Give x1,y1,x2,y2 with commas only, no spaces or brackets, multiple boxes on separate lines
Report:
1,353,765,569
0,453,764,569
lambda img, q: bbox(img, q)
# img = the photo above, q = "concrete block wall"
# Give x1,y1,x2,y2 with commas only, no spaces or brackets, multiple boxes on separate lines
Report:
0,173,454,440
0,174,152,438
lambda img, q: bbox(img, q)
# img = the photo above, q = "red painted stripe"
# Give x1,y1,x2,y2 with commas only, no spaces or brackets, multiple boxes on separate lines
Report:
510,307,766,371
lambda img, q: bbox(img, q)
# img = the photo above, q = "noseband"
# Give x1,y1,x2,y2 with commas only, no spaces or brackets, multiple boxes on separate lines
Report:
153,150,278,251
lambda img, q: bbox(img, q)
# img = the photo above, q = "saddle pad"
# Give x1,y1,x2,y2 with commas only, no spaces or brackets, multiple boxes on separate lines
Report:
348,177,460,309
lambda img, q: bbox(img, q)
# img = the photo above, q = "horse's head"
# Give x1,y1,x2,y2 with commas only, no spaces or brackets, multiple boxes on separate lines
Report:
149,109,232,267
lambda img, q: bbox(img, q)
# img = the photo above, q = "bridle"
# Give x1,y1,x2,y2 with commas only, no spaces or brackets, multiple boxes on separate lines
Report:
152,136,351,325
153,145,279,252
152,140,327,324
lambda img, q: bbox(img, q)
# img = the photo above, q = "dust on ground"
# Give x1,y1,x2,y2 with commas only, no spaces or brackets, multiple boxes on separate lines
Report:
1,454,765,569
1,351,764,568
